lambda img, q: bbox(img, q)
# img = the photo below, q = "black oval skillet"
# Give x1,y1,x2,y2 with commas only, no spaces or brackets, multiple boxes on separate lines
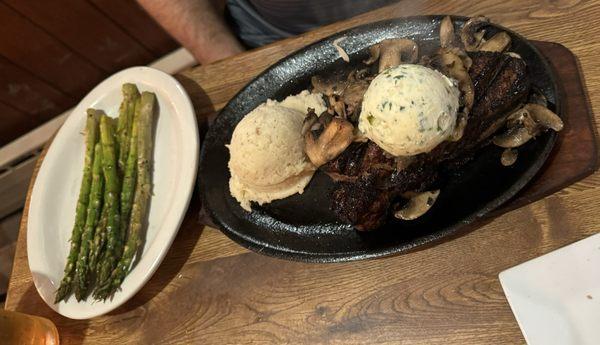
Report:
198,15,560,262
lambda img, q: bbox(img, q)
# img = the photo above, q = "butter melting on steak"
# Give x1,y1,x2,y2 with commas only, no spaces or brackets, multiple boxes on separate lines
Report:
326,51,531,230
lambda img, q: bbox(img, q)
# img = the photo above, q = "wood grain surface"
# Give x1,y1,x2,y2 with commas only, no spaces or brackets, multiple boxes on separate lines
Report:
88,0,178,57
6,1,600,344
0,3,104,98
0,54,72,123
4,0,153,72
0,0,178,146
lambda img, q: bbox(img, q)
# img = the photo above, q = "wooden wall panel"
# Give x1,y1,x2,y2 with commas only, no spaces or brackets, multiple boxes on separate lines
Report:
0,102,35,146
0,55,73,124
0,3,104,98
5,0,154,72
0,0,180,146
89,0,179,57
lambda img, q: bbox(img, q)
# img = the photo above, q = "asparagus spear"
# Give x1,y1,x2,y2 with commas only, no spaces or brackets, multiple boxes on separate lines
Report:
95,114,123,289
73,141,104,300
96,92,155,298
119,97,140,241
88,204,108,271
117,84,140,174
55,110,98,303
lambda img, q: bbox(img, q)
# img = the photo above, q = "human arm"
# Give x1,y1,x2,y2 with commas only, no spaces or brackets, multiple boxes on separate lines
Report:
137,0,244,64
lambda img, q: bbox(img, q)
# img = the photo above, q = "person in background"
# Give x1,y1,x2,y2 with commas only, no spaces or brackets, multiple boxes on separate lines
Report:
138,0,398,64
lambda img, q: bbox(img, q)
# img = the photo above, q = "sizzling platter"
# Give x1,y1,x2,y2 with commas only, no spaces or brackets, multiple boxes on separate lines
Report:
199,16,562,262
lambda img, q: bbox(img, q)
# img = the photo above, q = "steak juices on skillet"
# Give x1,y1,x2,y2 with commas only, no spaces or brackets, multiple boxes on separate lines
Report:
302,16,563,230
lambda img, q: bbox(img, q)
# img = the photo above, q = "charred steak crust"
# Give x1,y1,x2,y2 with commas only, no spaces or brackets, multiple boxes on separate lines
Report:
323,142,368,178
332,176,392,231
472,55,529,120
469,51,506,100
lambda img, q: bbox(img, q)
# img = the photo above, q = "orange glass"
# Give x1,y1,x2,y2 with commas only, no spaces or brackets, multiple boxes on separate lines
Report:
0,309,59,345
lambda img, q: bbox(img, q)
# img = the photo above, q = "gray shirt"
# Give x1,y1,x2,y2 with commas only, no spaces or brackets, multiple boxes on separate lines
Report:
227,0,398,47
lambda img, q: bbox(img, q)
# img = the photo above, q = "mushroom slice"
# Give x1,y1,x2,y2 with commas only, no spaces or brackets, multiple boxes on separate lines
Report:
501,148,518,166
343,70,370,118
492,103,562,149
528,87,548,107
449,112,468,141
395,190,440,221
461,16,490,51
452,47,473,70
437,46,473,70
332,37,350,62
479,32,511,52
376,39,419,72
507,107,537,134
301,109,320,136
303,111,355,167
492,125,534,148
348,68,371,81
311,75,347,96
353,131,369,142
343,83,369,118
363,44,381,65
478,116,508,142
440,16,456,48
524,103,564,132
328,94,346,117
439,49,474,112
506,51,523,60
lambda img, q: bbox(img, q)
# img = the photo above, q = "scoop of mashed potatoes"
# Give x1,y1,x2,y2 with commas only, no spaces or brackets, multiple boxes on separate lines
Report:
358,64,460,156
267,90,328,115
228,103,316,211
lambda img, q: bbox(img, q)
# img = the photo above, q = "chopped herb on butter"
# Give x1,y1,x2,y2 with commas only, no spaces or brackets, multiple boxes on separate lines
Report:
418,114,427,132
367,114,375,125
379,100,389,111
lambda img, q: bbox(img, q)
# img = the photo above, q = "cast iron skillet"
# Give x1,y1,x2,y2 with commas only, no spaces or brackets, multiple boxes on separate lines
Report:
199,15,560,262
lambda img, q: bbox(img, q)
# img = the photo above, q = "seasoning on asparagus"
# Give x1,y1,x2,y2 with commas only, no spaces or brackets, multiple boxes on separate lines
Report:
117,84,140,174
119,97,140,241
73,140,104,300
88,205,108,271
54,110,98,303
96,92,155,298
55,83,156,303
95,114,123,290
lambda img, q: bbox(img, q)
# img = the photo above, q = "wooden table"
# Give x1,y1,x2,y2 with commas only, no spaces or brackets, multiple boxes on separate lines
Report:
6,1,600,343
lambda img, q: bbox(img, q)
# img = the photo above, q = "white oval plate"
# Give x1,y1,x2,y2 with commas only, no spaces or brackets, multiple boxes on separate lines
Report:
27,66,198,319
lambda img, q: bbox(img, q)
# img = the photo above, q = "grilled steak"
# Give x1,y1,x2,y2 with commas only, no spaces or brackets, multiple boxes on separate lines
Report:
433,52,530,161
324,141,395,185
470,51,507,100
332,176,392,230
326,51,531,230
